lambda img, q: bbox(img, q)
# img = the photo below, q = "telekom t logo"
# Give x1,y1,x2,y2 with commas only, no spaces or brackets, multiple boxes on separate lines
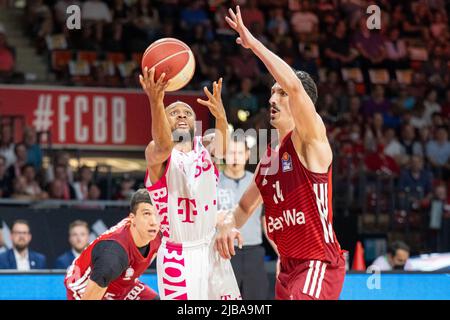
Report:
178,198,197,223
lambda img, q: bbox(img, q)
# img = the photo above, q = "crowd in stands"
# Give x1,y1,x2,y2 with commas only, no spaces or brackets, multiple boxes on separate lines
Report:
0,0,449,254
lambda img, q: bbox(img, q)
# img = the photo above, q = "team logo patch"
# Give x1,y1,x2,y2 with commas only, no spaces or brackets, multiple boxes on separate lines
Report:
281,152,293,172
124,267,135,280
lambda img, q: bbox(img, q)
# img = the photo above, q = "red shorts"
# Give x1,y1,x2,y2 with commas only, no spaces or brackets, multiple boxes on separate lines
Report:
275,255,346,300
66,280,159,300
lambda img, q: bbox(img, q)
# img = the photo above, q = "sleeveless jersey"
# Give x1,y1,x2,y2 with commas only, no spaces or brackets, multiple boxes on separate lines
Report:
65,218,161,299
145,136,219,242
255,131,343,264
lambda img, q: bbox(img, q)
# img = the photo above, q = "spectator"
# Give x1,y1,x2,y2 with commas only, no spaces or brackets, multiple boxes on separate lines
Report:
87,183,101,200
422,89,441,126
7,143,28,182
0,155,10,198
229,46,261,80
442,89,450,119
22,164,48,200
369,241,411,271
0,27,16,82
110,0,131,25
430,11,448,39
383,128,407,166
11,176,34,200
45,151,74,184
241,0,265,31
398,155,433,199
384,28,408,76
113,174,136,201
54,220,90,269
73,165,93,200
364,143,400,177
51,164,77,200
364,112,385,152
400,124,423,157
361,85,391,119
290,0,319,39
47,179,66,199
0,125,16,168
23,127,43,170
353,18,387,69
266,7,288,38
0,219,47,270
81,0,112,43
229,77,259,120
129,0,160,42
426,126,450,179
180,0,209,31
324,21,358,71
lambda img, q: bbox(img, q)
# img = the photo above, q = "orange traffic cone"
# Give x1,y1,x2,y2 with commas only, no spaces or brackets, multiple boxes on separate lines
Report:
352,241,366,270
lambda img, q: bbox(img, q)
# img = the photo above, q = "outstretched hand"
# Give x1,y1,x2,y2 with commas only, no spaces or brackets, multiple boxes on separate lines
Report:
139,66,172,103
197,78,227,120
225,5,258,49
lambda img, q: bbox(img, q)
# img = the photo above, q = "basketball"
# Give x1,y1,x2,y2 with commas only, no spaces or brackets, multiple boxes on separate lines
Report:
141,38,196,92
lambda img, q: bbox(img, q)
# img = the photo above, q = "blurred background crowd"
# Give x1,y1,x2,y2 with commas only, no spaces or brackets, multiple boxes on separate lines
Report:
0,0,449,270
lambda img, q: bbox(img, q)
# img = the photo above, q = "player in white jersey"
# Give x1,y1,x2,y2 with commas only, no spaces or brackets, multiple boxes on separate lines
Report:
139,67,241,300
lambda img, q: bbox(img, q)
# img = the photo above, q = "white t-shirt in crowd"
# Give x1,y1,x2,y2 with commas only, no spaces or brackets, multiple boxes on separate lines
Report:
14,249,30,271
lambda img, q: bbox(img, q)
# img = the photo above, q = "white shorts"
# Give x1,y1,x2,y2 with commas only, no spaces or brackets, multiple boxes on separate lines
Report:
157,231,241,300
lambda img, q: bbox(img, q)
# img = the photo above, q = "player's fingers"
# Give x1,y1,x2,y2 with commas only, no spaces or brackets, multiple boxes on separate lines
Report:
236,37,243,45
222,237,231,259
236,5,244,26
236,232,243,250
163,79,172,90
228,235,235,256
149,67,156,84
218,77,223,93
196,98,212,108
139,74,145,87
228,8,237,22
203,86,214,101
157,72,166,86
143,66,148,80
225,16,237,30
216,237,226,259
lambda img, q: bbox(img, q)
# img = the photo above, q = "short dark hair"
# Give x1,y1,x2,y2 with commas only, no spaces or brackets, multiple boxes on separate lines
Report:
387,241,410,256
294,70,318,105
130,188,153,213
69,220,89,233
12,219,30,231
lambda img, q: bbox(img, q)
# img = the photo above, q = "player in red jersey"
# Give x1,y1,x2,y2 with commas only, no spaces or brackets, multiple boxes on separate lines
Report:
64,189,162,300
215,6,346,300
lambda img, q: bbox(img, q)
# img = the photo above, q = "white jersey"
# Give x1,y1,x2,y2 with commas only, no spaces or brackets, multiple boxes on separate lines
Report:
145,137,241,300
145,136,219,242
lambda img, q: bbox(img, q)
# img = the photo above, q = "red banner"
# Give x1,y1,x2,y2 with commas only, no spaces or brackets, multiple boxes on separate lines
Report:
0,85,211,150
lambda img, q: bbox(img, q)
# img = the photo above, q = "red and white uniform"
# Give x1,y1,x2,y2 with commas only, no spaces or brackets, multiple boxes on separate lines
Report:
145,136,241,300
64,218,161,300
255,131,346,300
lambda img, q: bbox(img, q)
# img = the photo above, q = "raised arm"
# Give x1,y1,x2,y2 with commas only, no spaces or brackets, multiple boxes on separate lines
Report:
139,67,174,183
197,78,229,159
226,6,329,145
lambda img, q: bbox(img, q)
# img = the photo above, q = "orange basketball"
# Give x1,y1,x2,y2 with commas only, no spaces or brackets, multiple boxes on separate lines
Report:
141,38,195,92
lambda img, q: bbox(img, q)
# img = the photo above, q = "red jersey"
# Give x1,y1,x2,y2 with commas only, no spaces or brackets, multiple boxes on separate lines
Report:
255,131,343,265
64,218,161,300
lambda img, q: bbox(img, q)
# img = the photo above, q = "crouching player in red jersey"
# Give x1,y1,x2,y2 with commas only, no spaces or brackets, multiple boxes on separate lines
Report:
65,189,162,300
216,6,346,300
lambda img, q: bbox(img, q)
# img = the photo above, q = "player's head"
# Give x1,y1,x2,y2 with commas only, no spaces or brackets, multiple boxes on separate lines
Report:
387,241,410,270
68,220,90,253
165,101,196,143
129,189,159,242
225,136,250,172
11,219,32,252
269,70,318,129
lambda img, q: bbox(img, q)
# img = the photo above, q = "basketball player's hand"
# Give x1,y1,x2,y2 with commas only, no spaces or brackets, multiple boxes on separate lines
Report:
215,213,244,259
139,66,171,103
225,5,257,49
197,78,226,120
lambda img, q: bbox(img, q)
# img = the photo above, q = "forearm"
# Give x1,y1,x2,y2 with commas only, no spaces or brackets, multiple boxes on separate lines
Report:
214,116,229,158
81,279,107,300
149,97,173,150
250,40,303,95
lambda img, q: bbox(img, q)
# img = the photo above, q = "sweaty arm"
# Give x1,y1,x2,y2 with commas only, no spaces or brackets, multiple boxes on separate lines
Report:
140,68,174,184
81,241,128,300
